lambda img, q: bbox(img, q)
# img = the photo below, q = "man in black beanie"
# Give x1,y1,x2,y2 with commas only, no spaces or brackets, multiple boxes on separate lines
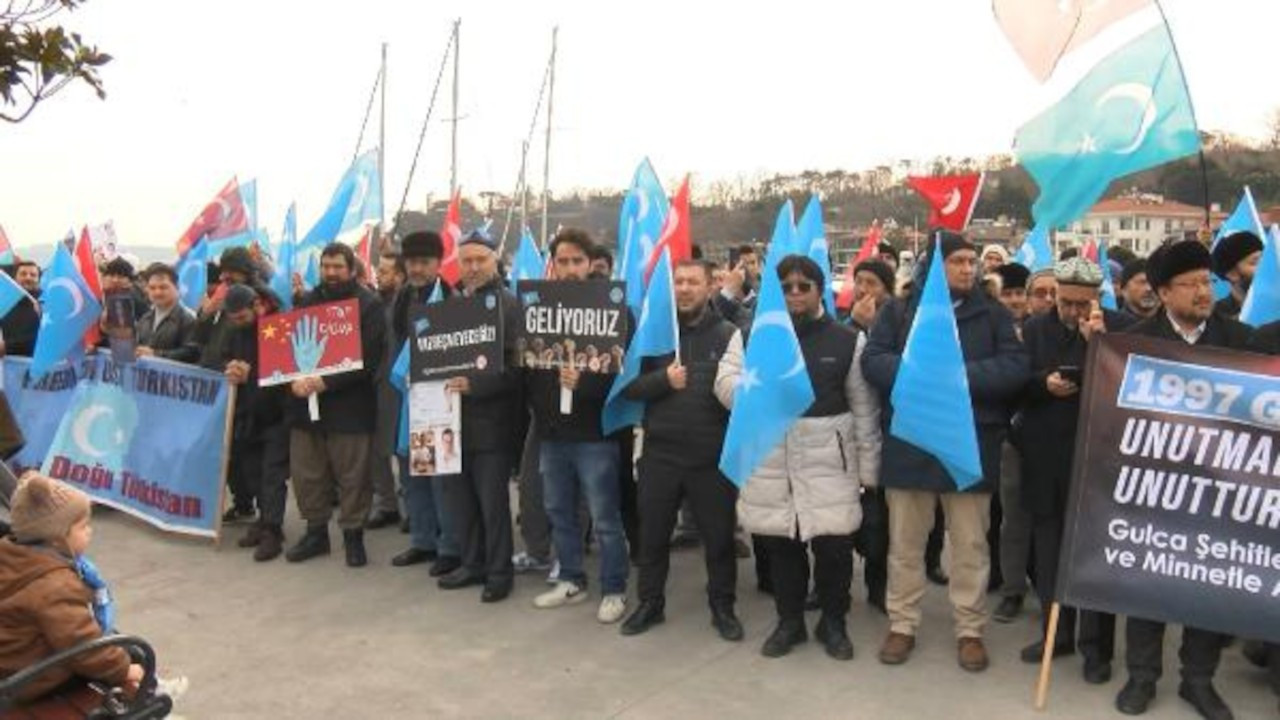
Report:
1120,258,1159,320
1117,239,1250,720
1209,230,1262,321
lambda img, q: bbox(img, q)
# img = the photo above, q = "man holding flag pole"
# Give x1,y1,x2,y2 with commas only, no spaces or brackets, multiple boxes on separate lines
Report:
862,231,1028,672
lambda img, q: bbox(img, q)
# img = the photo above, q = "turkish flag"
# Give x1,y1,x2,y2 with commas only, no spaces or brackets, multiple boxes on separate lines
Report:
644,175,692,282
176,177,250,257
355,227,376,287
1080,239,1099,263
907,173,984,233
855,221,882,263
73,227,104,347
439,191,462,286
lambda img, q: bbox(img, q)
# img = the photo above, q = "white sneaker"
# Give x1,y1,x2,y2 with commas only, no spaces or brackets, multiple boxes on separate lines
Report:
597,594,627,624
534,581,588,609
546,559,561,585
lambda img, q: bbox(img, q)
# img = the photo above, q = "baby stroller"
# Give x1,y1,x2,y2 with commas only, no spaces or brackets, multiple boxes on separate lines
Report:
0,460,172,719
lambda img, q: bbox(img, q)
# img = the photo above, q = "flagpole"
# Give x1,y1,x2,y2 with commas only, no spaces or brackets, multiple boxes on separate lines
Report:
379,42,387,230
500,35,555,253
1151,0,1211,228
541,26,558,248
351,57,382,166
450,19,461,199
392,25,456,238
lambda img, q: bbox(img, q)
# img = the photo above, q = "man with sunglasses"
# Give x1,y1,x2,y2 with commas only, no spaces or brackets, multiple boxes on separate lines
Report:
1017,257,1135,681
862,231,1029,673
1114,240,1251,720
721,255,881,661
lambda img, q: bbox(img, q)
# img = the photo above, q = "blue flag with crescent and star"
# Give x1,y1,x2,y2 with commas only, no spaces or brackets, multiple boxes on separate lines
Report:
300,149,381,252
1240,225,1280,328
1098,240,1119,311
718,202,815,488
602,247,679,435
176,238,208,311
889,238,983,489
1012,225,1054,273
32,243,103,380
797,195,836,316
270,203,298,311
509,225,545,294
1016,24,1200,230
617,159,669,312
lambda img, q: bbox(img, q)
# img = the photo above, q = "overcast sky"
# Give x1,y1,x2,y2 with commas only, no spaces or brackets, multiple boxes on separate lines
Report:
2,0,1277,252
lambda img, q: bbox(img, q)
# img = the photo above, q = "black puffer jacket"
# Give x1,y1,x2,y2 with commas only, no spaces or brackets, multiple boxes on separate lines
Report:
286,282,387,434
861,286,1029,493
624,306,738,469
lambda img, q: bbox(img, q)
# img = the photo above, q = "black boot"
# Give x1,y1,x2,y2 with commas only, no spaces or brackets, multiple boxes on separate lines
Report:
814,615,854,661
620,598,665,636
1177,681,1233,720
285,525,330,563
253,525,284,562
343,529,367,568
1115,679,1156,715
710,604,743,642
761,617,807,658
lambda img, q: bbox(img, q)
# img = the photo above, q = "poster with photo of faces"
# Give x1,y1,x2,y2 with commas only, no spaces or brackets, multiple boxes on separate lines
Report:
408,380,462,477
515,280,628,373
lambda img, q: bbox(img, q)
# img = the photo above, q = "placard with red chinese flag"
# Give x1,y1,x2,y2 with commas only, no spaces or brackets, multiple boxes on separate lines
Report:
257,299,364,387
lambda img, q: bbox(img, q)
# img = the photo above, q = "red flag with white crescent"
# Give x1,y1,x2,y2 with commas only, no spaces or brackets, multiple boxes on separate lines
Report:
175,177,250,257
355,227,375,287
644,175,692,282
439,191,462,286
855,220,882,263
907,173,984,233
73,227,104,347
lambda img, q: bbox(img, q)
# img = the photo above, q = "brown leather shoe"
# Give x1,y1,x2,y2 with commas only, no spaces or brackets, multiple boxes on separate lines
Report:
958,637,989,672
878,632,915,665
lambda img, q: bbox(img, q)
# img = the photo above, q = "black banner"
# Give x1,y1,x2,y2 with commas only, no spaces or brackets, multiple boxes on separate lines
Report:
103,291,136,364
516,280,628,374
1059,334,1280,643
408,293,503,382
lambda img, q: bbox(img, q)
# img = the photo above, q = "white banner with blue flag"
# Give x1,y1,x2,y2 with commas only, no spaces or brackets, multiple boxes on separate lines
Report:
6,356,233,538
718,202,815,487
602,248,679,435
4,358,87,472
1016,24,1200,230
889,240,983,489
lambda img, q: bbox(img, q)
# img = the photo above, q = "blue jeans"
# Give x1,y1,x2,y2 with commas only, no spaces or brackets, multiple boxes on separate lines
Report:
399,455,460,558
540,440,628,594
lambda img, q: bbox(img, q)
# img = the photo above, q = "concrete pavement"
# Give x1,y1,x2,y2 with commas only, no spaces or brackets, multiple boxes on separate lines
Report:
93,508,1276,719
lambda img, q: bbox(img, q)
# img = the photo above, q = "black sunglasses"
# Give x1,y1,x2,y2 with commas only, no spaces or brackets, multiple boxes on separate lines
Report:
782,281,814,294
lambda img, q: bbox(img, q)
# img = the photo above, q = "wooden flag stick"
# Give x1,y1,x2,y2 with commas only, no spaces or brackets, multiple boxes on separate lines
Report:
213,383,238,548
1034,602,1062,711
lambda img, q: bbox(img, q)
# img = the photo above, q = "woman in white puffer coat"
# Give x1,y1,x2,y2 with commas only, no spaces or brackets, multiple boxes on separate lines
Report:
715,255,881,662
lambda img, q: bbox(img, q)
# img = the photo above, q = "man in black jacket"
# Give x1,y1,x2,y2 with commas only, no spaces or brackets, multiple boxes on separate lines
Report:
862,231,1029,673
283,243,388,568
1209,230,1262,321
619,258,743,641
212,284,290,561
1017,258,1136,678
0,261,41,357
1115,240,1250,720
529,229,630,625
388,231,461,577
134,263,198,364
434,230,523,603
